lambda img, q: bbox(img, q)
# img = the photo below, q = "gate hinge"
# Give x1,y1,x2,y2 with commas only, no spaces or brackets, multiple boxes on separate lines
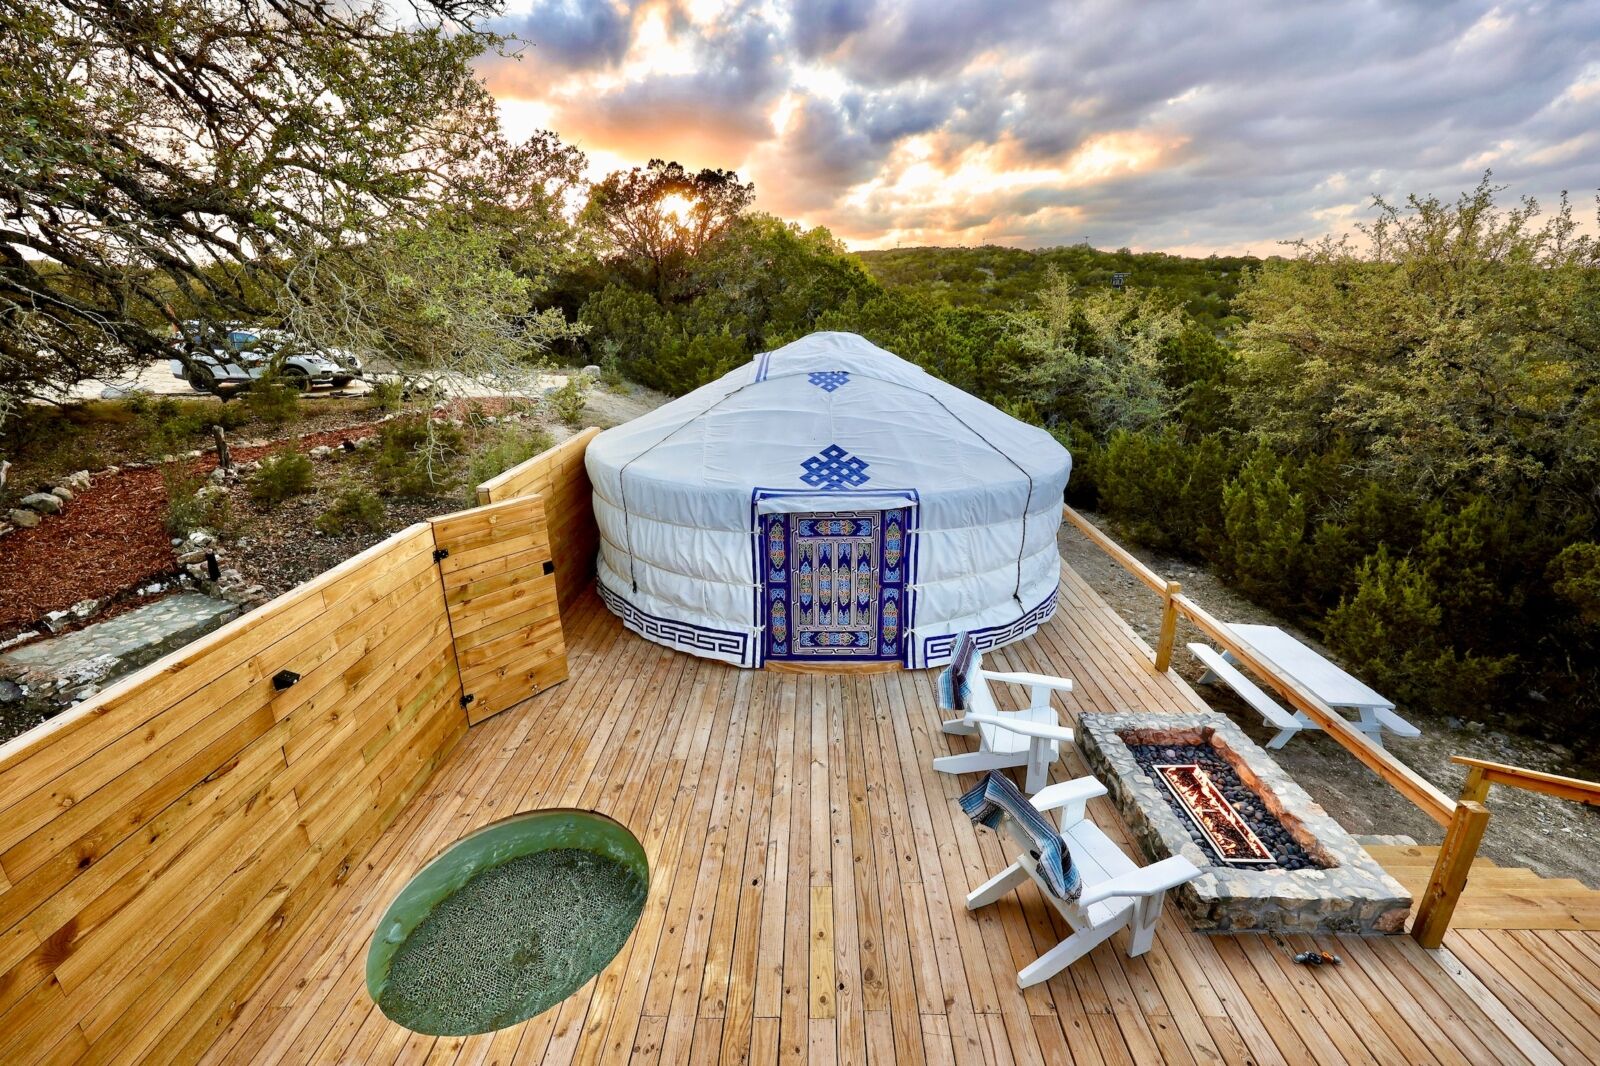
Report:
460,693,475,709
433,548,449,563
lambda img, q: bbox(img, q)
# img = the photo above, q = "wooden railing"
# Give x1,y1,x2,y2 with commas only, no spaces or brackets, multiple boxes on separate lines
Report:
1061,504,1489,946
1453,756,1600,806
1410,757,1600,947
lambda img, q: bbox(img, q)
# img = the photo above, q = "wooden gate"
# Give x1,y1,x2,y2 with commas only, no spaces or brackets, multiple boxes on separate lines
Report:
429,495,568,724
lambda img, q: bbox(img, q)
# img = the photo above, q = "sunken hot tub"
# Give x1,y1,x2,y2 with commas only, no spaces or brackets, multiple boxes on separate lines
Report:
1078,712,1410,934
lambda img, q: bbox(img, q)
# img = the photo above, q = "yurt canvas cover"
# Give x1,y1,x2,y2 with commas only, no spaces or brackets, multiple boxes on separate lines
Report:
586,332,1072,668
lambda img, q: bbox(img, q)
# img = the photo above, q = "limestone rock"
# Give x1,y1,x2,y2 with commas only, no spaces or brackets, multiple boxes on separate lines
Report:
65,470,92,489
8,508,39,529
20,492,62,514
50,486,73,502
309,445,335,460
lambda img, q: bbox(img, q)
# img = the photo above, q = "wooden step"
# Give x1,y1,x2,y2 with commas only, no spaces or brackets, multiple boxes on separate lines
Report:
1371,844,1600,931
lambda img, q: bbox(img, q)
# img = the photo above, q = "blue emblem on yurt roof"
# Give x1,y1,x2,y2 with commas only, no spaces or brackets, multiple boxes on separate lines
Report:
808,370,850,392
800,444,870,489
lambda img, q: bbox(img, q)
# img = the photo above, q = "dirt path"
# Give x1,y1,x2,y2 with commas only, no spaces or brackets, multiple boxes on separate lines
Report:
1060,510,1600,887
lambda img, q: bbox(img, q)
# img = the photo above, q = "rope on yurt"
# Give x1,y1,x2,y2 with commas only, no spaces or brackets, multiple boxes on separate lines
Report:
833,371,1038,608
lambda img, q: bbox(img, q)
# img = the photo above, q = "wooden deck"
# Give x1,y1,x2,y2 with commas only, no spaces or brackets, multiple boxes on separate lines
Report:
200,564,1600,1065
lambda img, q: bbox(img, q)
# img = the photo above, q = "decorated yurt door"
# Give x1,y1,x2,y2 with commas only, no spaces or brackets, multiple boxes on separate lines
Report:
762,509,908,663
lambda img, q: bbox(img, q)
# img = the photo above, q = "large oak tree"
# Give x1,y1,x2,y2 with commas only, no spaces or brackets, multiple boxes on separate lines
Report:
0,0,522,415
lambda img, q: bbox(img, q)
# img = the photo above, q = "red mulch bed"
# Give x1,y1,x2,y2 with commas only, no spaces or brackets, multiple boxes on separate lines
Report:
0,423,380,636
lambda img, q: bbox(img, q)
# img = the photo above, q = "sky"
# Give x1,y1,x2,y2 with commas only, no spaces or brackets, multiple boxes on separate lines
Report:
477,0,1600,255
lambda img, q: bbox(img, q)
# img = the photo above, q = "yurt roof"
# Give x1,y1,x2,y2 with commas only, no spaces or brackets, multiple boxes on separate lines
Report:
586,332,1071,528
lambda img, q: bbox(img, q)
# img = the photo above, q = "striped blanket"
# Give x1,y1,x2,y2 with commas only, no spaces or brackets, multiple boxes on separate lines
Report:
938,632,977,712
958,771,1081,902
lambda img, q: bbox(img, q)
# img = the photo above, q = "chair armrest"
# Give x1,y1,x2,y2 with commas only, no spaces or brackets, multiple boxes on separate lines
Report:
1077,856,1200,906
1028,776,1107,823
982,670,1074,693
966,713,1073,744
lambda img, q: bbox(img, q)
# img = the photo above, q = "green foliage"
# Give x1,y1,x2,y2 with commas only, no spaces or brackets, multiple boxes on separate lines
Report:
315,485,385,535
142,398,247,457
598,355,627,391
162,466,229,537
1,0,517,417
812,290,987,394
857,243,1258,333
241,375,301,426
374,415,461,497
1086,429,1231,555
366,378,405,412
582,159,755,299
1004,275,1188,437
1213,449,1307,610
1321,548,1513,715
1549,544,1600,626
1230,176,1600,496
547,376,589,427
466,424,556,489
248,450,315,509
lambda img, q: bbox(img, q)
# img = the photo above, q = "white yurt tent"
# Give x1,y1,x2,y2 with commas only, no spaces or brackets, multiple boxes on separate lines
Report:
585,332,1072,668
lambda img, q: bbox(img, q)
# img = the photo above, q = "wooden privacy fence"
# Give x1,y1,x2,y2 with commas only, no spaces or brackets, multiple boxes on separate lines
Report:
0,494,565,1065
475,426,600,615
1060,504,1498,948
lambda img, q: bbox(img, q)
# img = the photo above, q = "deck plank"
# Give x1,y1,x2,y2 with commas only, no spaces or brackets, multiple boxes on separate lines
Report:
199,564,1584,1066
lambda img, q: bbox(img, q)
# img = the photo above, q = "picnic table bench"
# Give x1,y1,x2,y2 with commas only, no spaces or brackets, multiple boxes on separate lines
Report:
1188,623,1421,749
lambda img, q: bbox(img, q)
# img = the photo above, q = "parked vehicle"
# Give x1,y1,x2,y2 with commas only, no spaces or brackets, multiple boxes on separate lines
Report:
168,322,363,393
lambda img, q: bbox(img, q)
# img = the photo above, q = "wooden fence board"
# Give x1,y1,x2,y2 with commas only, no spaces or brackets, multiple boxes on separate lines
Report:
474,427,600,613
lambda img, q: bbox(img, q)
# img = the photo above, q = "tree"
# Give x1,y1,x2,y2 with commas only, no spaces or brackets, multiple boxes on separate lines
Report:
0,0,511,419
1231,176,1600,505
280,130,591,401
1004,272,1188,438
582,160,755,300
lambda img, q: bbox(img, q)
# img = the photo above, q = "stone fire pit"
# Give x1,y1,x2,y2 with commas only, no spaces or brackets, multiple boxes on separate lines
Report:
1078,712,1410,934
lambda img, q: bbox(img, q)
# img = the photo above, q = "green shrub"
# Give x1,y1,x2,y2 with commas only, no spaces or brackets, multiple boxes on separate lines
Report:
1548,543,1600,626
466,424,555,489
162,465,229,536
366,377,405,412
1088,429,1231,556
315,485,386,535
248,449,315,508
1296,480,1423,612
1322,548,1514,717
547,375,589,427
598,353,627,392
374,415,461,497
1212,448,1306,609
242,374,301,425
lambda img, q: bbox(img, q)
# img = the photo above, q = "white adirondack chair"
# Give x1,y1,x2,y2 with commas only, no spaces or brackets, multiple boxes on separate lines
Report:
966,776,1201,988
933,646,1075,793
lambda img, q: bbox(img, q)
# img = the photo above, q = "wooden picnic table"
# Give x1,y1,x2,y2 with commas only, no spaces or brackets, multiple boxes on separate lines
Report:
1193,623,1421,748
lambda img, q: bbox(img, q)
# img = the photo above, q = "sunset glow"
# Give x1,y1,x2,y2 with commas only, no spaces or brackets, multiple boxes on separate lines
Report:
481,1,1600,253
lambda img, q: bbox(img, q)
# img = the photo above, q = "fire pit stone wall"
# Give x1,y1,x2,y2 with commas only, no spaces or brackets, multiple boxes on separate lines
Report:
1078,712,1411,934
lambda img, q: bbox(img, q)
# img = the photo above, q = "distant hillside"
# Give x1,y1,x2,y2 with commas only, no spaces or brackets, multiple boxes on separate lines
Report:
856,244,1264,332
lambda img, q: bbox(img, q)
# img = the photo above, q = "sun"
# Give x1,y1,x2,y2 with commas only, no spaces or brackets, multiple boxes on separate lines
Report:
657,193,695,221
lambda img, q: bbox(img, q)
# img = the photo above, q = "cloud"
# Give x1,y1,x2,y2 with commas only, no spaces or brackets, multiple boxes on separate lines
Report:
480,0,1600,251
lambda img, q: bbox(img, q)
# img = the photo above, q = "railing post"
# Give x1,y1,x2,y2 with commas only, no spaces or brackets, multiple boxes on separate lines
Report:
1153,581,1181,673
1412,800,1491,949
1459,764,1491,804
